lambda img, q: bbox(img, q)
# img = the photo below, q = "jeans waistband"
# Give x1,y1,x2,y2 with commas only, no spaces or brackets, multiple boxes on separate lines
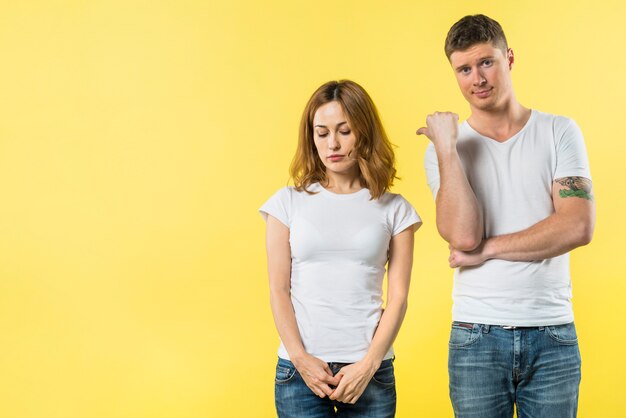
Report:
453,321,575,333
278,357,394,368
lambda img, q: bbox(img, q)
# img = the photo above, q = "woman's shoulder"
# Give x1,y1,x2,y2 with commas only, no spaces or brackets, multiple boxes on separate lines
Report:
267,184,318,201
377,190,408,205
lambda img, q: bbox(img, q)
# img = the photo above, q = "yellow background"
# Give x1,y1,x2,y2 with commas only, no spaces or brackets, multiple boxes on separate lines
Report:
1,1,624,417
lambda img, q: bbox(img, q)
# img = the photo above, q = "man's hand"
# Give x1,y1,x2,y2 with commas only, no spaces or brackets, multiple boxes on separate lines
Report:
292,353,341,398
328,359,378,404
449,242,488,268
416,112,459,151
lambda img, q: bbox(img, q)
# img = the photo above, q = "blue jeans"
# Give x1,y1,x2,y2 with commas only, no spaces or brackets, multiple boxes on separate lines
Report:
275,357,396,418
448,322,581,418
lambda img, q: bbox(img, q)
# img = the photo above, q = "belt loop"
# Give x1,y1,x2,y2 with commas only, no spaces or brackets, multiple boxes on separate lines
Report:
538,326,545,331
482,324,490,333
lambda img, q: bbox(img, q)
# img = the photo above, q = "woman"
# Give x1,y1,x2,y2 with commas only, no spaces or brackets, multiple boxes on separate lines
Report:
260,80,421,417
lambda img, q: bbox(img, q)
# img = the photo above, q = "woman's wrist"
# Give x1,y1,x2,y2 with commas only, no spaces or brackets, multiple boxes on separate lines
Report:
289,350,308,368
361,353,383,374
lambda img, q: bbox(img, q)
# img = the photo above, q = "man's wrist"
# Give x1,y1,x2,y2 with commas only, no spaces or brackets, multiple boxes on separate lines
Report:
434,140,458,157
482,237,497,260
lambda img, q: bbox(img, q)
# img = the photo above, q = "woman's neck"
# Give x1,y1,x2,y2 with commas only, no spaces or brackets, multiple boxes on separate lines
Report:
321,171,363,194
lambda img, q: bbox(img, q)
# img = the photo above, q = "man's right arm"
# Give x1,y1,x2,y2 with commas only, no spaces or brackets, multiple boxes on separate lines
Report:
418,112,483,250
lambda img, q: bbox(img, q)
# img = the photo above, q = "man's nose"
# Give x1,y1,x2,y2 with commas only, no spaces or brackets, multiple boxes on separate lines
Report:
472,70,486,86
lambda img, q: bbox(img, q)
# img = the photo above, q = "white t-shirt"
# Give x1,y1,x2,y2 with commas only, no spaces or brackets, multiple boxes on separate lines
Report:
424,110,591,326
260,182,421,362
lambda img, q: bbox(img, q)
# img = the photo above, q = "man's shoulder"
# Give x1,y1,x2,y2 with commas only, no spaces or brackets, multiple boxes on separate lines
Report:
530,109,577,129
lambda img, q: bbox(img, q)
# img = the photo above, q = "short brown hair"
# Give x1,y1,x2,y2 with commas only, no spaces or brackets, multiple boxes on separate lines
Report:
290,80,396,200
444,14,508,60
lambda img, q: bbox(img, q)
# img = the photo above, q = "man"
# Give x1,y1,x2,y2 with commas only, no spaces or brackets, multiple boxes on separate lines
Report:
417,14,595,418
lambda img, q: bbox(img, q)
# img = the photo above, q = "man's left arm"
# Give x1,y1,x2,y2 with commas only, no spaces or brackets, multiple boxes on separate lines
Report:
449,176,595,267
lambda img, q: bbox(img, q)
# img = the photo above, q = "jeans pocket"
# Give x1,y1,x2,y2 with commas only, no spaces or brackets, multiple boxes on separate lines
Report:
371,362,395,386
275,361,297,384
545,322,578,345
449,323,481,348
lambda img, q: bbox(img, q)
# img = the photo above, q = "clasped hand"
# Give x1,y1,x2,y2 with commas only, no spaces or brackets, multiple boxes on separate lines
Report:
293,354,377,404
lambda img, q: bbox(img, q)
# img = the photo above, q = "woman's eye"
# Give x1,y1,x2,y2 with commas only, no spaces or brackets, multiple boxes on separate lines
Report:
340,130,351,135
317,132,328,138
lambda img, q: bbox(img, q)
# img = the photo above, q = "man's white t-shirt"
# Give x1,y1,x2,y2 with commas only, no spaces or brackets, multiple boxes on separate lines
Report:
260,183,421,362
424,110,591,326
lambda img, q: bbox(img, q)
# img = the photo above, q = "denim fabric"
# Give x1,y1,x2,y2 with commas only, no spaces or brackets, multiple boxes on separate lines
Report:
275,357,396,418
448,322,581,418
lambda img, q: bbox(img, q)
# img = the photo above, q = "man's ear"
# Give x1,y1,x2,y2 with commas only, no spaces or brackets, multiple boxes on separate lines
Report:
507,48,515,70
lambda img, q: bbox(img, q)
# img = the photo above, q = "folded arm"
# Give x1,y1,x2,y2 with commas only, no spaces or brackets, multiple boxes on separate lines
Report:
449,176,595,267
418,112,483,250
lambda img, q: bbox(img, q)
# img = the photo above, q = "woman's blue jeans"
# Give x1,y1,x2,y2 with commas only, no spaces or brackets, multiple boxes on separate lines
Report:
275,357,396,418
448,322,581,418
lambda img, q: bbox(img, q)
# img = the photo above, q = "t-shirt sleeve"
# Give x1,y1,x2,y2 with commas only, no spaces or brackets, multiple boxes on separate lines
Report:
554,117,592,181
424,143,440,199
391,195,422,236
259,187,291,227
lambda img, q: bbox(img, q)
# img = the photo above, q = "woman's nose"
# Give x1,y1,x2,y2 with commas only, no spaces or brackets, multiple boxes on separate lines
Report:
327,134,340,150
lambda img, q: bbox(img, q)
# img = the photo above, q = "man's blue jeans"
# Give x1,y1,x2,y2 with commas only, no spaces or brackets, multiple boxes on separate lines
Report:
448,322,581,418
274,357,396,418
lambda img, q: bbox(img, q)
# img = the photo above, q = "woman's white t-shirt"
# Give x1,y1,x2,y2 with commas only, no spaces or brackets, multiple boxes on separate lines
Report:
260,183,421,362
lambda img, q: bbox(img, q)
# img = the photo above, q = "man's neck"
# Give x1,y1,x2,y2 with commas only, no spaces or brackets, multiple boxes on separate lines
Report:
467,100,532,142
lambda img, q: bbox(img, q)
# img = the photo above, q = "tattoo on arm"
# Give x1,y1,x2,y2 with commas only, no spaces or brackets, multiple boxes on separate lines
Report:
556,177,594,200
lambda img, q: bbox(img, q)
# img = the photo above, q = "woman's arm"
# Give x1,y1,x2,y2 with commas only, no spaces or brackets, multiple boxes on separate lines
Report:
265,215,340,398
330,223,419,404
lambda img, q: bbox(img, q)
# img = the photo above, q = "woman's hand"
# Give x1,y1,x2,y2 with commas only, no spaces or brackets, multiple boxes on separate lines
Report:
328,358,378,404
292,353,341,398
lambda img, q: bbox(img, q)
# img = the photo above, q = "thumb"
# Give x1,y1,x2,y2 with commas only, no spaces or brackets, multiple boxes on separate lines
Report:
330,371,343,386
416,127,429,136
322,363,333,376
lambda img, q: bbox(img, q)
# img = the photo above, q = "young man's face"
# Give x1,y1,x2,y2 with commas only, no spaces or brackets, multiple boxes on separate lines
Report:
449,42,514,112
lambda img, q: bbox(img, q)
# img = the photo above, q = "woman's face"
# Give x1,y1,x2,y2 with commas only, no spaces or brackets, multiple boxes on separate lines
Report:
312,101,359,177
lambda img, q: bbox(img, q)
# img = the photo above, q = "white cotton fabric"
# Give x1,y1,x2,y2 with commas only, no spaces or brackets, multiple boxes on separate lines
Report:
424,110,591,326
260,183,421,362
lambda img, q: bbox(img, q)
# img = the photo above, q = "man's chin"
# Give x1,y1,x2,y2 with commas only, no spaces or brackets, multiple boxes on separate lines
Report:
471,99,499,112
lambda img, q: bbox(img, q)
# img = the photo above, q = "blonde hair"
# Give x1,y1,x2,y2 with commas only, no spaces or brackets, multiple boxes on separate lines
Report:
290,80,397,200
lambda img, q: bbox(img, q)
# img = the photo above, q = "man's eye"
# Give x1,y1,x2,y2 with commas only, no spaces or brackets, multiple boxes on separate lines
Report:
482,59,493,66
461,67,471,74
